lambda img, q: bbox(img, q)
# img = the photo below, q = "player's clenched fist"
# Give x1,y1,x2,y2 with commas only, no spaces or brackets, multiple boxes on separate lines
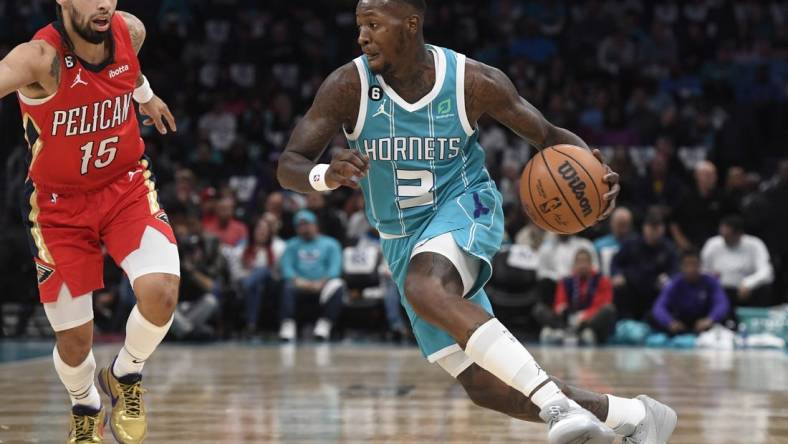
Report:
325,150,370,189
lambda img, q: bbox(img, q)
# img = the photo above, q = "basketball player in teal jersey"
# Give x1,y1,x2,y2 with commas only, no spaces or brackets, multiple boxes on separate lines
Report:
278,1,676,443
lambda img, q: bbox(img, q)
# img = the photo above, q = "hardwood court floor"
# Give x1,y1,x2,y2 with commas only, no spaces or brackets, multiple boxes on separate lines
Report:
1,343,787,443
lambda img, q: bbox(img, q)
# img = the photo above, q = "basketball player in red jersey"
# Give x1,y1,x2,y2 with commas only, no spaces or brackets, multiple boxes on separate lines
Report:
0,1,178,442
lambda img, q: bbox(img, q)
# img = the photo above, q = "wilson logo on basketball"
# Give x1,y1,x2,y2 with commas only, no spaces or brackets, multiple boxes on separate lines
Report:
557,161,593,217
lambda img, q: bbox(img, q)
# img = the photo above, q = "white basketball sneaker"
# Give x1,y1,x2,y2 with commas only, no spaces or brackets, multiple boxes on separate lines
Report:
279,319,296,342
623,395,677,444
539,398,616,444
313,318,332,341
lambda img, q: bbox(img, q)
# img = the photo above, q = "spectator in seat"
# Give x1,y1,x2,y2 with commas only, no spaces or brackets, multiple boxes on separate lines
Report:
159,168,201,217
344,191,369,245
264,191,295,240
537,234,599,282
343,227,409,338
670,161,724,251
279,210,345,341
635,153,683,215
652,249,729,335
535,249,616,345
701,215,774,307
514,220,555,251
594,207,634,276
611,211,679,320
536,232,598,306
203,196,249,248
170,213,226,340
306,192,346,246
227,216,286,336
721,166,749,215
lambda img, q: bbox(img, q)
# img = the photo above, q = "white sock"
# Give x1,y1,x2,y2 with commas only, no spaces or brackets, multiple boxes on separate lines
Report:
465,318,564,409
113,305,173,378
605,395,646,436
53,347,101,410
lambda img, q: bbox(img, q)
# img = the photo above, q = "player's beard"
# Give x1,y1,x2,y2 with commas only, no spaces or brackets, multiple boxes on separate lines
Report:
373,61,394,75
68,6,111,45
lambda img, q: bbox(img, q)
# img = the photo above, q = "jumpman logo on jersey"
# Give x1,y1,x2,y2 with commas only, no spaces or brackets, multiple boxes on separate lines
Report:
70,69,88,88
472,192,490,219
50,193,58,204
128,169,141,182
373,99,391,119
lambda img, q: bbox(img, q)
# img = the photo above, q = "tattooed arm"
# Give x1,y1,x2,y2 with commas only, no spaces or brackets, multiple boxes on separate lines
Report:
0,40,60,100
463,58,620,218
118,10,176,134
117,11,146,87
277,62,369,193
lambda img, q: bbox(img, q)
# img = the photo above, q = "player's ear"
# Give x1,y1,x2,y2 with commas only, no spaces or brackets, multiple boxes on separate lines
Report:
405,15,420,35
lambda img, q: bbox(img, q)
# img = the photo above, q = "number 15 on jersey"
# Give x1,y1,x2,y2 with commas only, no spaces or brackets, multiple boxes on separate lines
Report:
80,136,119,175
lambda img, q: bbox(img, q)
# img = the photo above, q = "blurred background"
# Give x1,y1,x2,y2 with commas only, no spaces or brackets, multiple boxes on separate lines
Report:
1,0,787,349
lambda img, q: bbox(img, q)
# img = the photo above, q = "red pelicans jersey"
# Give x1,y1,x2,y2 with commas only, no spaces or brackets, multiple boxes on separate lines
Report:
18,14,144,194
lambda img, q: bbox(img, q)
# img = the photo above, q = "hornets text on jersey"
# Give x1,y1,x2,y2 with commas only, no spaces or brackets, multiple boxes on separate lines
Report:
344,45,496,238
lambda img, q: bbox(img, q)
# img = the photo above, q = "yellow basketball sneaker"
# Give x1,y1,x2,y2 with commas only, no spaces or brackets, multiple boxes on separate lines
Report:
67,405,106,443
98,364,147,444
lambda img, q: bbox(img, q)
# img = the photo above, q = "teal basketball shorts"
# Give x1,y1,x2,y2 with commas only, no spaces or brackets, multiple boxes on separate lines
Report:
380,185,504,363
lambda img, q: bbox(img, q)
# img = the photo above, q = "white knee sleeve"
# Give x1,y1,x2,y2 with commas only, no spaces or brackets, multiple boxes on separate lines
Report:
120,226,180,287
44,284,93,332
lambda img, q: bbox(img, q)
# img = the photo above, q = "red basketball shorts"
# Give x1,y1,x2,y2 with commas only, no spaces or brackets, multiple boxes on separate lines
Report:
23,157,178,304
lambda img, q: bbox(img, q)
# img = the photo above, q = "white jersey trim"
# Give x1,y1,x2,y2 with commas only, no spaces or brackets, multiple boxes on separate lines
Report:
455,53,476,137
344,57,369,141
17,90,56,106
378,231,408,240
376,45,446,113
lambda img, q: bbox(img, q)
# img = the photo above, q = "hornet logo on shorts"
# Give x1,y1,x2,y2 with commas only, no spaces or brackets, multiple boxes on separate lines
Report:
472,192,490,219
36,262,55,285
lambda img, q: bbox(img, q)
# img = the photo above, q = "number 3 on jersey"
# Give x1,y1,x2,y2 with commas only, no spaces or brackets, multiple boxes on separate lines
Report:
80,136,118,175
397,169,434,209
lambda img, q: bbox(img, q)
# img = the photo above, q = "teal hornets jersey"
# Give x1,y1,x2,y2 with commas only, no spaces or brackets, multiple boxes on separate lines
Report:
344,45,496,238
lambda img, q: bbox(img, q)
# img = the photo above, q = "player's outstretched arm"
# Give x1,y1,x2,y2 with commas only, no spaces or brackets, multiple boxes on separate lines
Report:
0,41,57,100
278,63,369,193
118,10,176,135
464,59,620,218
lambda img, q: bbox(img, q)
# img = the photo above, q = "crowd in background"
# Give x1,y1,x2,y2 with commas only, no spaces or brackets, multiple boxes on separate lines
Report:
1,0,787,343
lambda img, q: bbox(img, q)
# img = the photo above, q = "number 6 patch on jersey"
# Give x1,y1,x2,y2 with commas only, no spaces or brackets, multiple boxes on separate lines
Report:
369,86,383,101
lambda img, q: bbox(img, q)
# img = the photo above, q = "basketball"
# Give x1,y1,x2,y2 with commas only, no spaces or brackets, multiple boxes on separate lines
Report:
520,144,610,234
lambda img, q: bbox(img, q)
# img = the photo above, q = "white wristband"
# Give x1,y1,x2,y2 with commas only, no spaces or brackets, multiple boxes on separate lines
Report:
309,163,337,191
133,75,154,104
